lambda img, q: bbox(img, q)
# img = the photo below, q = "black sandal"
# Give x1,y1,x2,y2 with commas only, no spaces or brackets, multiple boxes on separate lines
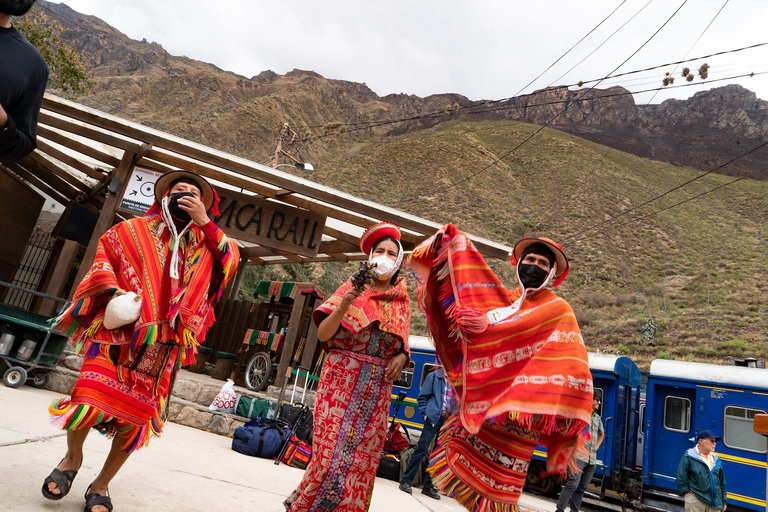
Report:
42,459,80,500
84,484,113,512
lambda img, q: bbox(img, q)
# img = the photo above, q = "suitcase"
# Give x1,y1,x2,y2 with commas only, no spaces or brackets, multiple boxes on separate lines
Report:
275,366,316,465
376,453,402,481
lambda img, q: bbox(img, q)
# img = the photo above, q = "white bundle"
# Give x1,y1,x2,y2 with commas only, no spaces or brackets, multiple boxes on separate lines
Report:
103,291,142,330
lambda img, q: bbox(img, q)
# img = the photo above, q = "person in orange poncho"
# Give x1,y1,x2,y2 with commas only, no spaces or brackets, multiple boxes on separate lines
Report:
285,222,410,512
408,225,593,512
42,170,239,512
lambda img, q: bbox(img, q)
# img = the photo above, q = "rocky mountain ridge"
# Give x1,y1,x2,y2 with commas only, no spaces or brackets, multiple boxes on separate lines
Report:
42,1,768,179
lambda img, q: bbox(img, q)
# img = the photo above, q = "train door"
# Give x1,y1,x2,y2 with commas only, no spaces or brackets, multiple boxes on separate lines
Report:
635,402,645,470
647,384,696,489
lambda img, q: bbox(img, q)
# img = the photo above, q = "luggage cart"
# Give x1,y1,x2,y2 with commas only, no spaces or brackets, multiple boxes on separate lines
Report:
0,281,69,389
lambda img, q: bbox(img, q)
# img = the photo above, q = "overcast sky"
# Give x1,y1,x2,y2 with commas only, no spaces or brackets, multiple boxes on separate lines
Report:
51,0,768,105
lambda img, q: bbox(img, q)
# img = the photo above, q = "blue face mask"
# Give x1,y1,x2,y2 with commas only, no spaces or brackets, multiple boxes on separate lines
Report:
518,263,549,289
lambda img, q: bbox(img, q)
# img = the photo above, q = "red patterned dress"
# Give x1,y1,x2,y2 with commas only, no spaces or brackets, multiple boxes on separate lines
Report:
285,278,410,512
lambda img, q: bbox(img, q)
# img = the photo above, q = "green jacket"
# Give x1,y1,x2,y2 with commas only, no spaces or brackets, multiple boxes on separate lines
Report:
676,447,727,509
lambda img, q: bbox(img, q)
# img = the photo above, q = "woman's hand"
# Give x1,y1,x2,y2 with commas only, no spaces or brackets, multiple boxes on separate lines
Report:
385,352,407,383
177,194,210,226
339,288,362,311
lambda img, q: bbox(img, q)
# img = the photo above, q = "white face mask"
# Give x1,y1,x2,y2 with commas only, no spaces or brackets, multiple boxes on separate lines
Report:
369,254,398,279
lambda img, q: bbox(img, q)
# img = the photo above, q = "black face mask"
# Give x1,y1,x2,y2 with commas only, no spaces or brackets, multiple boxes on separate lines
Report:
518,263,550,289
168,192,194,222
0,0,36,16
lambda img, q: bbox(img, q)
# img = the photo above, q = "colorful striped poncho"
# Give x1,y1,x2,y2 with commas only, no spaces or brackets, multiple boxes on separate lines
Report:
408,224,592,512
50,214,238,451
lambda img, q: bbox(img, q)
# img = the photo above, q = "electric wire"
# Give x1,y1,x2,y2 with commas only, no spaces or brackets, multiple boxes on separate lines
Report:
563,138,768,241
388,0,691,204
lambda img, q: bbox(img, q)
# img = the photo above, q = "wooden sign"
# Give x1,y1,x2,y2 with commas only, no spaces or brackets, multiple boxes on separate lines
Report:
214,189,326,257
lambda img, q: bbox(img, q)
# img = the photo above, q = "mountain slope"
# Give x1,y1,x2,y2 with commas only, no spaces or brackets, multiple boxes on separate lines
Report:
35,1,768,367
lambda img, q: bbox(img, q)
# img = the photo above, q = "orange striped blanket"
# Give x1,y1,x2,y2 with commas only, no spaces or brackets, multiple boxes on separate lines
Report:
408,224,592,512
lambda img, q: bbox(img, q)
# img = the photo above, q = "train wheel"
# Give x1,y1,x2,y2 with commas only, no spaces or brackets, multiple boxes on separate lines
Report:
244,352,272,391
3,366,28,388
28,372,51,389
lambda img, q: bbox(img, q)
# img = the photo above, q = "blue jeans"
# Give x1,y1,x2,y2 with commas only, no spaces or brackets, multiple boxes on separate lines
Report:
556,459,597,512
401,416,445,488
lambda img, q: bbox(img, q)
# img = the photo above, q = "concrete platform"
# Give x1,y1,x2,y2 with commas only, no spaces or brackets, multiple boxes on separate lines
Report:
0,384,557,512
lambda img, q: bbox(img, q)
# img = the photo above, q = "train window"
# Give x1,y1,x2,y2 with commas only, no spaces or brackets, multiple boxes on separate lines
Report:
723,406,767,454
393,361,415,389
594,388,604,416
663,396,691,433
420,363,436,388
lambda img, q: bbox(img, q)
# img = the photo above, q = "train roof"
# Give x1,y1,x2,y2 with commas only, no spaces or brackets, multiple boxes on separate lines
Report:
650,359,768,389
588,352,642,386
408,335,436,353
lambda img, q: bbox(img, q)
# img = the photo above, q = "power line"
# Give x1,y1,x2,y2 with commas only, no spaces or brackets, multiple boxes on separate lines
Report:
548,0,656,86
571,175,744,241
388,0,691,204
563,138,768,241
571,0,732,192
298,40,768,140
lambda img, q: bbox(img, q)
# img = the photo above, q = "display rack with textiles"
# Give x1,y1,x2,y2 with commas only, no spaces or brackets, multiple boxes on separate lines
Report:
242,329,284,352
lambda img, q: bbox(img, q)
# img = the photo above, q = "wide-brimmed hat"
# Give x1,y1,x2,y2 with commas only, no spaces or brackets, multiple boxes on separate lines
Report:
510,236,570,287
359,222,401,255
154,170,215,211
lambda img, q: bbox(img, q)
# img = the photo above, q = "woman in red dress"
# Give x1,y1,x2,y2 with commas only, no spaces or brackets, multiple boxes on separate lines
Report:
285,222,410,512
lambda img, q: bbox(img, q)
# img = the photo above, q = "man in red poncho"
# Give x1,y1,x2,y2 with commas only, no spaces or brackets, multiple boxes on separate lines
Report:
409,225,592,512
42,170,239,512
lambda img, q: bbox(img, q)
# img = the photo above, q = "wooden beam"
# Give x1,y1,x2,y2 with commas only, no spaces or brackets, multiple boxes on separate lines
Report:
70,149,138,296
318,239,359,254
143,150,279,198
36,125,121,168
26,152,91,193
15,156,82,199
38,112,142,153
4,163,71,205
321,225,362,246
35,139,107,181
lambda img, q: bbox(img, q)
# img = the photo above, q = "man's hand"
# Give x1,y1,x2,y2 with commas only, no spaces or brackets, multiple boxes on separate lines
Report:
176,194,209,226
0,103,8,127
385,352,407,383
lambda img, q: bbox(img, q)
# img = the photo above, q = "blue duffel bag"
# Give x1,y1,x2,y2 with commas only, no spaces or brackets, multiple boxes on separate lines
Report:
232,417,291,459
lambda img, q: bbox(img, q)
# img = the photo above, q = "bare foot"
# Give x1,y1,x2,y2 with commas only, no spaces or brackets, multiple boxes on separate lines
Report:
46,455,82,496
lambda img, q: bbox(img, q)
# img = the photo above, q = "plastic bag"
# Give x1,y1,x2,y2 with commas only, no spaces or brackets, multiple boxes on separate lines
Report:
104,291,142,330
209,379,237,413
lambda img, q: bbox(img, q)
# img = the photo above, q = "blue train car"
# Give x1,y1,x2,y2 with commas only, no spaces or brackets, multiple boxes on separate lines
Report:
388,335,437,433
640,360,768,512
527,353,642,496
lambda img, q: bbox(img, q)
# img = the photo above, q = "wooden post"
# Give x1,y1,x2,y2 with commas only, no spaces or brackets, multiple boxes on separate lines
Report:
36,239,79,316
274,296,306,388
69,148,140,296
227,257,249,301
300,297,320,372
754,414,768,512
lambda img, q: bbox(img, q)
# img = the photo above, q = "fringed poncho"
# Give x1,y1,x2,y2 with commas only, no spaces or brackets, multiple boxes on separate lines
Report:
409,224,592,512
50,214,238,452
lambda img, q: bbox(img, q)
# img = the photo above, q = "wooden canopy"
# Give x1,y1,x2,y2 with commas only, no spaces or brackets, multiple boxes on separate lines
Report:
2,93,513,301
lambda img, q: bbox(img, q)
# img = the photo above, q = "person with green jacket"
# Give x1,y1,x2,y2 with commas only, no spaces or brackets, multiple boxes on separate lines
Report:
676,430,727,512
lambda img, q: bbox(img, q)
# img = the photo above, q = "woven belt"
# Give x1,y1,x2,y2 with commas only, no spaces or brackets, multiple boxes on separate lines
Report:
331,349,388,366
